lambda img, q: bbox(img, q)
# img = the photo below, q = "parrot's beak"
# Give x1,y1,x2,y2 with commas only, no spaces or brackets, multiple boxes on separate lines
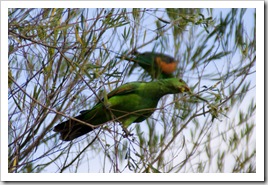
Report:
180,84,191,93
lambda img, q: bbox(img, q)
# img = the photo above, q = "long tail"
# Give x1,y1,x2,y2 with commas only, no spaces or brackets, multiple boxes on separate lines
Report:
54,114,95,141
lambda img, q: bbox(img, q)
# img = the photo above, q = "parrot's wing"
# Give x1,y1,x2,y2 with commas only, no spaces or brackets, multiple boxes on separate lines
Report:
107,82,140,98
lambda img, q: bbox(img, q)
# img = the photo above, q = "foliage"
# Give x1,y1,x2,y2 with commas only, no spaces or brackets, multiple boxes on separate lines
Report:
8,8,256,173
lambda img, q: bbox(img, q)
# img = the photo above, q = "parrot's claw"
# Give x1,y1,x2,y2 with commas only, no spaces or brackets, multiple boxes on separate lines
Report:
122,127,133,138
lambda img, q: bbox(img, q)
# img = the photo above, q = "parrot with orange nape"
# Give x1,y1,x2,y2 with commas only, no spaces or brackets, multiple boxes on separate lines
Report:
119,51,178,79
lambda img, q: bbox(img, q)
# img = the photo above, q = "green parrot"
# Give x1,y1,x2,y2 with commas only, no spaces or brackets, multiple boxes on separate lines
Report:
120,51,178,79
54,78,190,141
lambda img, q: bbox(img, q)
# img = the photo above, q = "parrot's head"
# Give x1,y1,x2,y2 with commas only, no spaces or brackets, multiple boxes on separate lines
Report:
162,78,191,94
175,79,191,93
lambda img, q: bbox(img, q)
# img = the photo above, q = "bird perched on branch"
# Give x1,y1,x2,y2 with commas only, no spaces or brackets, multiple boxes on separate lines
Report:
54,78,190,141
120,51,178,79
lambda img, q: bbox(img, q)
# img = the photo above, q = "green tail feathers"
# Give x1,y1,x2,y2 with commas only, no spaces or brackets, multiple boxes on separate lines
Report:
54,114,94,141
